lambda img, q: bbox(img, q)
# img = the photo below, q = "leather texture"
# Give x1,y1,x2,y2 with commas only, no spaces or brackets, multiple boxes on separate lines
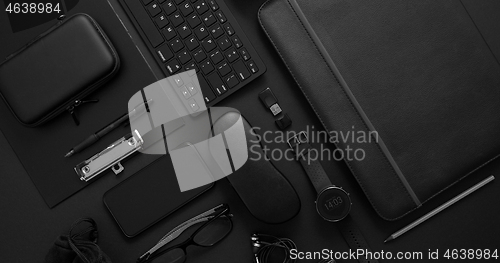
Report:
338,216,379,263
0,13,119,127
259,0,500,220
294,138,332,193
213,112,301,224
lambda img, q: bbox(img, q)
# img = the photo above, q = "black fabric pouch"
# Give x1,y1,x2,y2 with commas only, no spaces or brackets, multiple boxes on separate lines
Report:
0,13,120,127
44,218,112,263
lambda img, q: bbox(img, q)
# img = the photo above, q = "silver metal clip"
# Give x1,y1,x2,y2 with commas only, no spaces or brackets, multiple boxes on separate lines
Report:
74,130,143,182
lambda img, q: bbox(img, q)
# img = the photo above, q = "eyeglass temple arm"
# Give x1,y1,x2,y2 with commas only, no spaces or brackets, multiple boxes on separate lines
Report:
139,204,225,260
156,204,224,244
140,217,209,260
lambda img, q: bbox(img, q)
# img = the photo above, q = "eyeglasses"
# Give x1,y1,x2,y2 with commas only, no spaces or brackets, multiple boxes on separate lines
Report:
137,204,233,263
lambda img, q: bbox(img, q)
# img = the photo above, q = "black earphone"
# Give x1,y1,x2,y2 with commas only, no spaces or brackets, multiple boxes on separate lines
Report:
251,233,297,263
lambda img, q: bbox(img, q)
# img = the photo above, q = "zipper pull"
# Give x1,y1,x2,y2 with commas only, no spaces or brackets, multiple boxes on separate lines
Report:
67,99,99,126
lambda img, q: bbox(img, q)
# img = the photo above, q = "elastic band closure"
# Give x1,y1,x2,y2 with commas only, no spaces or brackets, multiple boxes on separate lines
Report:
288,0,421,206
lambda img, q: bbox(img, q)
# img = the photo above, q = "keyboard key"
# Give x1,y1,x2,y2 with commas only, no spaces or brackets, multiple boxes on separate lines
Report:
193,48,207,62
207,73,228,95
201,38,217,52
178,50,192,64
209,24,224,39
194,1,209,15
218,36,231,50
174,75,184,86
200,60,215,74
232,60,251,80
209,50,224,64
170,38,184,52
186,36,199,50
126,0,265,107
184,62,199,72
188,99,200,111
247,60,258,74
179,2,194,16
124,0,164,47
187,83,197,95
162,26,177,40
166,59,182,74
225,74,239,88
240,47,251,61
231,35,242,48
162,0,176,15
186,13,201,28
217,62,231,76
198,76,216,103
180,86,191,99
224,48,239,62
223,23,234,35
194,25,209,40
187,68,197,75
154,14,169,28
170,12,184,27
201,13,216,27
207,0,218,11
147,2,162,17
156,44,174,62
215,10,226,23
178,24,192,39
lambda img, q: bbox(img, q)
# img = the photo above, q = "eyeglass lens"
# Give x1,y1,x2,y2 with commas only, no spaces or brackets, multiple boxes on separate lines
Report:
149,216,232,263
193,215,232,246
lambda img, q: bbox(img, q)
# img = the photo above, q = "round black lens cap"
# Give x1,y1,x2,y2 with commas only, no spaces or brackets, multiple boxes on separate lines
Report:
316,186,351,222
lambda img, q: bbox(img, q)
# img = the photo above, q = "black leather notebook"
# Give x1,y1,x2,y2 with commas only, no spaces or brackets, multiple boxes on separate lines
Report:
259,0,500,220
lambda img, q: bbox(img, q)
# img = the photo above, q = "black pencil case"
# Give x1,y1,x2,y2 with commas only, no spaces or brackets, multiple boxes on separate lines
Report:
0,13,120,127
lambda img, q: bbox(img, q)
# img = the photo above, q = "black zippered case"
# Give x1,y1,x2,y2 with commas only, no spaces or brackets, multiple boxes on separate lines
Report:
0,13,119,127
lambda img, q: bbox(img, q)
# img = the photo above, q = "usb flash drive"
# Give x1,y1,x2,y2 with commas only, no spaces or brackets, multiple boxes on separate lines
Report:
258,87,292,130
258,87,282,116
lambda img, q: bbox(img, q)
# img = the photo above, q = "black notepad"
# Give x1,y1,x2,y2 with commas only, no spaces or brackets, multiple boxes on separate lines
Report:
103,156,213,237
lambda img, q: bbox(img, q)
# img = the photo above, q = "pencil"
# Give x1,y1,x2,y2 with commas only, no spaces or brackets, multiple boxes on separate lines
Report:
384,175,495,243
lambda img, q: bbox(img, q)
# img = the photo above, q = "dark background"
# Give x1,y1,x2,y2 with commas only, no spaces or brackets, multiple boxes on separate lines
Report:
1,0,499,262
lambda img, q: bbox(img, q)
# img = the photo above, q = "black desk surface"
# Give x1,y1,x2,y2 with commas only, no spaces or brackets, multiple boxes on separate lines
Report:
1,0,499,262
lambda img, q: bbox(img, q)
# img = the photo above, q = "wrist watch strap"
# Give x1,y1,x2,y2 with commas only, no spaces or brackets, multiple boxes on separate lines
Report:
289,132,379,263
295,140,331,192
338,216,379,263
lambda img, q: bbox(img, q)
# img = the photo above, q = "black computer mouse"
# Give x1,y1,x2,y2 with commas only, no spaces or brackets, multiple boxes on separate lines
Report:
210,108,300,224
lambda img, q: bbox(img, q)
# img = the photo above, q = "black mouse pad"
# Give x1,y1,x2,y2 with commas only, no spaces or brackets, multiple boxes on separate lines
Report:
0,0,156,208
103,156,213,237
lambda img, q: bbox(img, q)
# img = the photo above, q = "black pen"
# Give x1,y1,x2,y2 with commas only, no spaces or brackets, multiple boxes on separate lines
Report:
64,99,151,157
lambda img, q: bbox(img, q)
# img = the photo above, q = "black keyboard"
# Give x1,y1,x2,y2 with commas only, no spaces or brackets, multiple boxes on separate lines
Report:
120,0,266,106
